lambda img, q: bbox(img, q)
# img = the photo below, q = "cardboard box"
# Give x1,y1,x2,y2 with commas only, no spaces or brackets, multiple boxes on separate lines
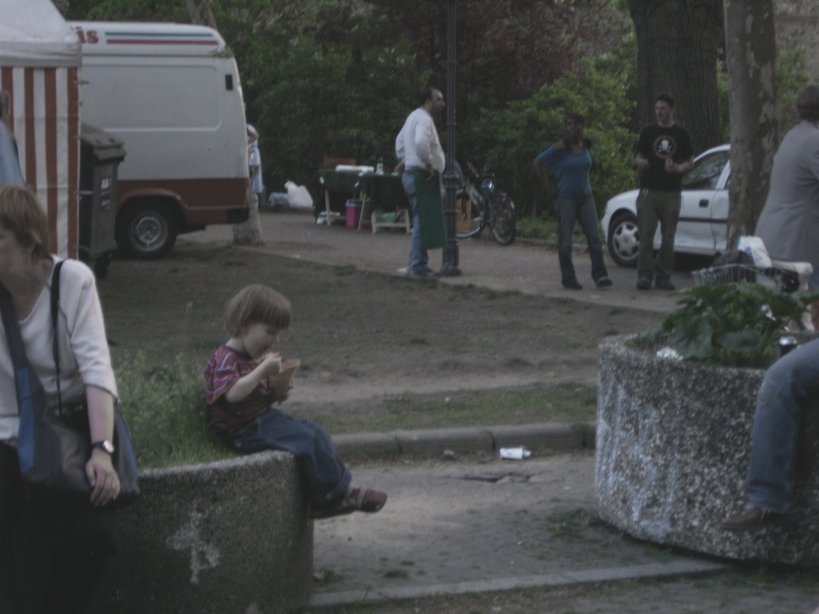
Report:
456,197,473,232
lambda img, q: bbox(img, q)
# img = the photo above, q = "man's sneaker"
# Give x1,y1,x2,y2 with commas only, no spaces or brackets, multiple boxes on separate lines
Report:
562,279,583,290
636,276,652,290
595,276,613,288
406,268,431,279
721,506,797,531
654,276,675,291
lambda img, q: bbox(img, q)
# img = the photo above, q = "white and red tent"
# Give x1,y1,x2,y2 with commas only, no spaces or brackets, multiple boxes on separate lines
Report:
0,0,80,257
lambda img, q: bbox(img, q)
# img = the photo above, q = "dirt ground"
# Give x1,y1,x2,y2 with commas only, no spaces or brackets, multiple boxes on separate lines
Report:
97,238,664,417
96,227,819,614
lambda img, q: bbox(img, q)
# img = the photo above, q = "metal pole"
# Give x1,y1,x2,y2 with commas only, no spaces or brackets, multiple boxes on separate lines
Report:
440,0,460,275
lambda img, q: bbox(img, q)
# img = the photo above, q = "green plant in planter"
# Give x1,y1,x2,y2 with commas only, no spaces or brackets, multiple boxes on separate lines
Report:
661,282,819,368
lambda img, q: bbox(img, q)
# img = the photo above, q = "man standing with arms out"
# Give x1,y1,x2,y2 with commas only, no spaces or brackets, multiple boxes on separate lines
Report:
634,94,694,290
395,87,447,278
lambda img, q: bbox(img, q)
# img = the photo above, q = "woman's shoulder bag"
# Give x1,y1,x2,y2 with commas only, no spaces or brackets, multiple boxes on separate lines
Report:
0,260,140,507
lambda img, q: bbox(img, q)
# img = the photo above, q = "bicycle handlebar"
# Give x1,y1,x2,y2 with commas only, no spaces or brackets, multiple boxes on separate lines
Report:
464,160,493,182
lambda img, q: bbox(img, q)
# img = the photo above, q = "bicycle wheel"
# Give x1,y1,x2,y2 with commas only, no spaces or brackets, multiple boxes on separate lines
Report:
489,192,516,245
455,194,484,239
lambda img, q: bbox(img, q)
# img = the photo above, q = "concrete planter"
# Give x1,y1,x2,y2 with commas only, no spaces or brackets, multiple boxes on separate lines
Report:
596,335,819,566
88,450,313,613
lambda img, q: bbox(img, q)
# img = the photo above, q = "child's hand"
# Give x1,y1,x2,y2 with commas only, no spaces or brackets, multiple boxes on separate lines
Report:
258,352,282,376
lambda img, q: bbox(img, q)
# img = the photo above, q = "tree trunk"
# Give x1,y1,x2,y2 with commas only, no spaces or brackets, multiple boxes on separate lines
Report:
723,0,778,250
628,0,723,152
185,0,218,28
232,186,265,247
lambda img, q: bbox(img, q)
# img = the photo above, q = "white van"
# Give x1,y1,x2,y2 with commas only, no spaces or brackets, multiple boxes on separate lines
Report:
70,21,250,257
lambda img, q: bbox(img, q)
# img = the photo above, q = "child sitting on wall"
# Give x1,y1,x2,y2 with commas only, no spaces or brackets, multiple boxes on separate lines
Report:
204,284,387,519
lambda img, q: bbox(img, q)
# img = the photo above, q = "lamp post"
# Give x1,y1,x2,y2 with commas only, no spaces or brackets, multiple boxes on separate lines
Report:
440,0,460,276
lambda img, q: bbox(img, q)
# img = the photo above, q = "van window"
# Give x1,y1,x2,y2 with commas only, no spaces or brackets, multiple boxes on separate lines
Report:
81,62,220,130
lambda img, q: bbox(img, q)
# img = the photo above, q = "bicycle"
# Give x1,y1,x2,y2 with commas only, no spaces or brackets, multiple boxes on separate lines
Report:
454,161,516,245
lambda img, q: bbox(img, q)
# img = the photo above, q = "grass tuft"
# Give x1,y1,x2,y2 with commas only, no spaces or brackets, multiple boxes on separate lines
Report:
115,352,226,468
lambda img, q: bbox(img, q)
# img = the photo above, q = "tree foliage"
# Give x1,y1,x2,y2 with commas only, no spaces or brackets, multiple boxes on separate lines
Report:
60,0,631,210
367,0,630,121
461,41,637,218
58,0,810,223
63,0,186,21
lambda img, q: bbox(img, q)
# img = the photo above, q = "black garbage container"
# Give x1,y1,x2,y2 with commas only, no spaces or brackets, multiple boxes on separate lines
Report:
79,124,125,278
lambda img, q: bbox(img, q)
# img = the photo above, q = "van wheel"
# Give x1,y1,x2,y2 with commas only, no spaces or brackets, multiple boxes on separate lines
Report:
116,204,177,259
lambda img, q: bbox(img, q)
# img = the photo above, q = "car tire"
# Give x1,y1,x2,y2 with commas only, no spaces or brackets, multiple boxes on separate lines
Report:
607,212,639,268
116,202,178,259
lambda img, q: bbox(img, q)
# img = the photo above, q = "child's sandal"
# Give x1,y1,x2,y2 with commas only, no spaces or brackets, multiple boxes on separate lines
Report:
350,487,387,513
310,486,387,520
310,498,357,520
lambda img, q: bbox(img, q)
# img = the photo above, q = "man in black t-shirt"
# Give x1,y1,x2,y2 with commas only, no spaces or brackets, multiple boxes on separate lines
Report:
634,94,694,290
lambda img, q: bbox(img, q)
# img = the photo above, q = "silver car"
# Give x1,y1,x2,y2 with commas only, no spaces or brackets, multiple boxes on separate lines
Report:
601,144,731,267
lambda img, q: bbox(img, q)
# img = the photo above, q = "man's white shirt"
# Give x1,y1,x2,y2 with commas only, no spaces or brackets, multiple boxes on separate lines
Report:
395,108,445,172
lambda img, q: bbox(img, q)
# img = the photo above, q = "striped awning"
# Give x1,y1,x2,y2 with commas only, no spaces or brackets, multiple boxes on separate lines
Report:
1,66,79,258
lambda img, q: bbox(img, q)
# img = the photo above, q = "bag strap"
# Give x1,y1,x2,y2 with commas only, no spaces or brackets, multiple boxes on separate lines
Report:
0,279,41,417
0,261,66,414
50,260,65,412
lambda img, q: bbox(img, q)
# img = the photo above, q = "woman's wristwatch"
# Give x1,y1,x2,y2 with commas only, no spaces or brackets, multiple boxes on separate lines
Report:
92,440,115,455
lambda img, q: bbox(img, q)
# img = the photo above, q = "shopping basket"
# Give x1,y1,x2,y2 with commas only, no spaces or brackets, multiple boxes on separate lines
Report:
691,263,800,293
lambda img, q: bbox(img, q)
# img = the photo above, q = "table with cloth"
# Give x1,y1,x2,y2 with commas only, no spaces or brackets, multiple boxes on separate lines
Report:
315,169,361,225
315,169,410,233
355,172,410,233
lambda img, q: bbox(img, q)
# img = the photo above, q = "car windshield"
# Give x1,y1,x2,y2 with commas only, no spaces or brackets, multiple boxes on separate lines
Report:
682,150,729,190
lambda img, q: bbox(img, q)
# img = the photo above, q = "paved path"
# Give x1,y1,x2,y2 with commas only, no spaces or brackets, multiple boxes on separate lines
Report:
183,209,697,314
310,453,726,609
182,212,731,610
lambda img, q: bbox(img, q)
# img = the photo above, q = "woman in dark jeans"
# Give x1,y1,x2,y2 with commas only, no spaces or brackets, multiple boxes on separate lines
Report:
533,113,612,290
0,185,120,613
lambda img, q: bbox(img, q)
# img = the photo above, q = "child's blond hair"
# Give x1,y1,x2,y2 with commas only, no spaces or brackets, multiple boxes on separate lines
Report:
224,284,291,335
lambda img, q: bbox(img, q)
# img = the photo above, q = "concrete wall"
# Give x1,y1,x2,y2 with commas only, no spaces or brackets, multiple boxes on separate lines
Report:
596,336,819,566
87,450,313,614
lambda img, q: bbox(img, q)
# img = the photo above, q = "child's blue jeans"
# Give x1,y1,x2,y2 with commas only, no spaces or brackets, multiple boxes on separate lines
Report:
230,408,351,508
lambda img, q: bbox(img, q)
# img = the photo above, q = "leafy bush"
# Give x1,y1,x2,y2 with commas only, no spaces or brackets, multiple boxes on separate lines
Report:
515,215,557,243
661,282,819,368
461,37,637,219
254,37,428,190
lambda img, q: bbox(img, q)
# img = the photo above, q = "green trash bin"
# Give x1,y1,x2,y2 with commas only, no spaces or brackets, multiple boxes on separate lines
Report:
79,124,126,278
